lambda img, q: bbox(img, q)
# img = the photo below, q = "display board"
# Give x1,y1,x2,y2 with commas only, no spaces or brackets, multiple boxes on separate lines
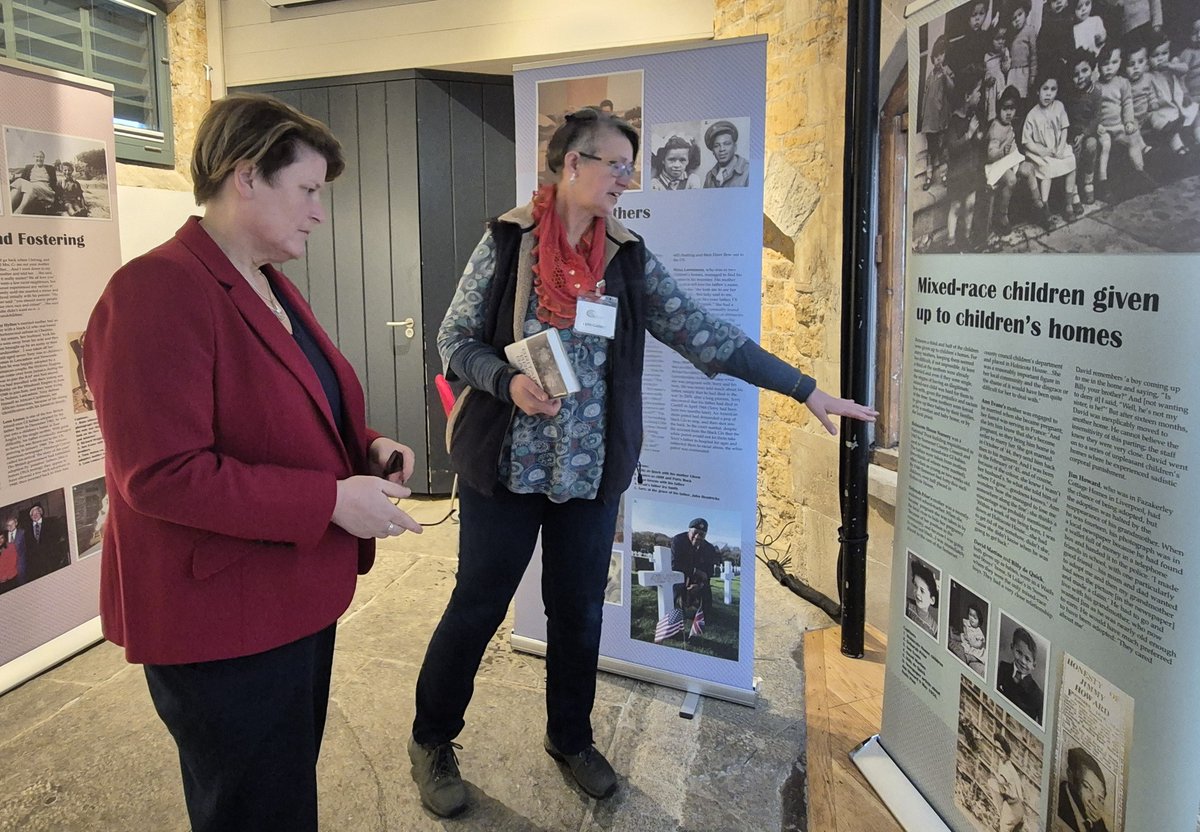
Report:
868,2,1200,829
0,58,119,693
510,38,768,703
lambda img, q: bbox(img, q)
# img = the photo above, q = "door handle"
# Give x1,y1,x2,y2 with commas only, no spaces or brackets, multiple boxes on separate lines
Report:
387,317,416,338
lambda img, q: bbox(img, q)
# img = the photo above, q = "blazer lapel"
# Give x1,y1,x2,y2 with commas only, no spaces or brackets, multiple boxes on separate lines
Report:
174,219,349,459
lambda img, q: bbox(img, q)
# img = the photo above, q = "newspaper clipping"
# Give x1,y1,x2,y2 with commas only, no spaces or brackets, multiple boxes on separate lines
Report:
1048,655,1133,832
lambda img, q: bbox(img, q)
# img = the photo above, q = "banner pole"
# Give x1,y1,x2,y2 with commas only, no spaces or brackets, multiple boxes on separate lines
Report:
837,0,881,658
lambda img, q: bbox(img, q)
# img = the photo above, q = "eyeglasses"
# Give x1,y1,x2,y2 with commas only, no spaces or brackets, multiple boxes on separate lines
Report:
577,152,636,179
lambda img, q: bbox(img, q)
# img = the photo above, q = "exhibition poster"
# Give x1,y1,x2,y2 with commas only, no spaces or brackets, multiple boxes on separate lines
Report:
511,38,768,702
877,1,1200,828
0,59,118,691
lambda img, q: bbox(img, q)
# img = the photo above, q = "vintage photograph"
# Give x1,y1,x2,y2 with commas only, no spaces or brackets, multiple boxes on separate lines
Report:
71,477,107,559
948,577,991,678
905,549,942,641
536,70,643,190
1050,654,1134,832
5,126,111,219
613,493,625,545
628,497,742,660
956,674,1046,832
0,488,71,595
649,117,751,191
994,609,1051,727
67,330,95,414
1051,739,1117,832
604,549,623,606
912,0,1200,252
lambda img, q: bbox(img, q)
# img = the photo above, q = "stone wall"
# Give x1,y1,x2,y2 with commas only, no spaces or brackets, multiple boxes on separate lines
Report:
714,0,848,600
714,0,902,628
115,0,209,193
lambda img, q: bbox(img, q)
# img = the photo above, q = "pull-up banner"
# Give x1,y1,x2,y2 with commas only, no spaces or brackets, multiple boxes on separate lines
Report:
0,58,119,692
867,1,1200,829
510,37,767,704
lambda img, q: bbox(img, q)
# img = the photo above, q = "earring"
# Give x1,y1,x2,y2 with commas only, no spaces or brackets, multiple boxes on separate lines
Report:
570,172,577,183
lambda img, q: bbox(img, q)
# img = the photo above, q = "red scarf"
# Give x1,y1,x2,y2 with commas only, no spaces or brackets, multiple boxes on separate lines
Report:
531,184,606,328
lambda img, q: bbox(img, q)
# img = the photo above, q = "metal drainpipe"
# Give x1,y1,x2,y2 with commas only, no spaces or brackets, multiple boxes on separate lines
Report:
837,0,881,658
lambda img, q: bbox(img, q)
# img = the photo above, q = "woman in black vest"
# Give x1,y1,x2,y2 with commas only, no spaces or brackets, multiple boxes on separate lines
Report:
407,108,876,818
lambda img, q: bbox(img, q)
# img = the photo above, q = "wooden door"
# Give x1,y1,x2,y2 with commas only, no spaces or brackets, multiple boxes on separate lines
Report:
246,71,514,493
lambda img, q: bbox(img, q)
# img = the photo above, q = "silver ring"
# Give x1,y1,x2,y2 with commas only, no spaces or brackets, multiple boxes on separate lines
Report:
387,522,396,535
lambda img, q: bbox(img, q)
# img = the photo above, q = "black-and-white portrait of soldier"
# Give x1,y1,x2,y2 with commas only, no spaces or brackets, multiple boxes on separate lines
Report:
699,117,750,189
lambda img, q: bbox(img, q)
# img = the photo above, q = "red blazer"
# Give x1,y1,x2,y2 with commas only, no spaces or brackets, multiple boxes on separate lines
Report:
86,217,380,665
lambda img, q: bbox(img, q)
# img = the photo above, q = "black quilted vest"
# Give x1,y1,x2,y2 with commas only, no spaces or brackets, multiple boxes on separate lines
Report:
448,217,648,504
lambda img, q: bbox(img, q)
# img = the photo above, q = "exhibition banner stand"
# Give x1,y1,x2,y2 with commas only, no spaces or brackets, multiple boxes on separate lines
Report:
510,38,767,705
0,59,119,693
863,1,1200,829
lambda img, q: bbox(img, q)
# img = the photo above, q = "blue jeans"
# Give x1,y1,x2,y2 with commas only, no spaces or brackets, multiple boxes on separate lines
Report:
413,482,619,754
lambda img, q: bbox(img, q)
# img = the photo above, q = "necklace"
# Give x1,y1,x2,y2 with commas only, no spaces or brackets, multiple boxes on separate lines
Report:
245,272,290,325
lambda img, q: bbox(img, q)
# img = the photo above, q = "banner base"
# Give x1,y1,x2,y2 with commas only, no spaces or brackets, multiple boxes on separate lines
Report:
849,734,951,832
0,617,103,696
510,633,757,707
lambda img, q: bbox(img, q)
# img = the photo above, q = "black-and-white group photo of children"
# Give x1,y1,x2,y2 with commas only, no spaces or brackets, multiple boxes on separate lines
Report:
913,0,1200,253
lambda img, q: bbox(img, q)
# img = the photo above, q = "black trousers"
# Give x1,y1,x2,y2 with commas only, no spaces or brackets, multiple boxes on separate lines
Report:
144,624,337,832
413,482,619,755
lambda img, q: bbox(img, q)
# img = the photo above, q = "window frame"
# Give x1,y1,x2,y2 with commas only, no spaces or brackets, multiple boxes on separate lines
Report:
0,0,175,167
873,69,909,454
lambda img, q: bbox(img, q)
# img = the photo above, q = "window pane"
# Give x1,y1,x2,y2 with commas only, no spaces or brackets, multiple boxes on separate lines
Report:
3,0,173,165
12,0,86,74
90,0,157,131
14,33,85,73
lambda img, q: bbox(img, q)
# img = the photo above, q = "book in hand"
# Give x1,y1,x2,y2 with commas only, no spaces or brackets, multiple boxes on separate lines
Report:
504,329,580,398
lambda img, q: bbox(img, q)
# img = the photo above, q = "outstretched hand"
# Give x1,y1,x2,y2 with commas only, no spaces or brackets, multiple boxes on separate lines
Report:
804,387,878,436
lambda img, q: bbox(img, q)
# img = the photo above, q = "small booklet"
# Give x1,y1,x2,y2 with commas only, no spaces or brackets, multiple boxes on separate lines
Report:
504,329,580,398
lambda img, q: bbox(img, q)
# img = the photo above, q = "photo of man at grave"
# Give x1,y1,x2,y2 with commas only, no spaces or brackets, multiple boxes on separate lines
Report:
628,499,742,660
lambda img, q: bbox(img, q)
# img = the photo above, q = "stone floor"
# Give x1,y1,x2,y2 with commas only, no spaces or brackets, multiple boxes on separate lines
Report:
0,497,840,832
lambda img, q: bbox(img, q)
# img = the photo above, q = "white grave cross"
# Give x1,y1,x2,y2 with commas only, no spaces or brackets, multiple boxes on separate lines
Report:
723,559,734,605
637,545,684,620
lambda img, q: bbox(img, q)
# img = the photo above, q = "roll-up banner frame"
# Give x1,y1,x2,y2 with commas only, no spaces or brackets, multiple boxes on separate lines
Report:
511,37,768,705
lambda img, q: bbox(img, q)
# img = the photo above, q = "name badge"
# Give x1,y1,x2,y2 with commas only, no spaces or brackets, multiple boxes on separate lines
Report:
574,295,618,338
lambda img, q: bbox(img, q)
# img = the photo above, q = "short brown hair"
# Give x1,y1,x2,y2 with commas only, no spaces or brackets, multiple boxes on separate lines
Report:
545,107,639,175
191,93,345,205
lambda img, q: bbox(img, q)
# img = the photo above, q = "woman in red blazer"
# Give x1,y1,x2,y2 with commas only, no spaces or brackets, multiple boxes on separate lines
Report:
85,94,421,832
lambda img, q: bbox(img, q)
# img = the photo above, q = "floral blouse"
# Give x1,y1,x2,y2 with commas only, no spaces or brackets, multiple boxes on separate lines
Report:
438,231,747,502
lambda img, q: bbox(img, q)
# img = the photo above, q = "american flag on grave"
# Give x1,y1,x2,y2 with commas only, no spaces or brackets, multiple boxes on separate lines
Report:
654,608,686,642
690,609,705,638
